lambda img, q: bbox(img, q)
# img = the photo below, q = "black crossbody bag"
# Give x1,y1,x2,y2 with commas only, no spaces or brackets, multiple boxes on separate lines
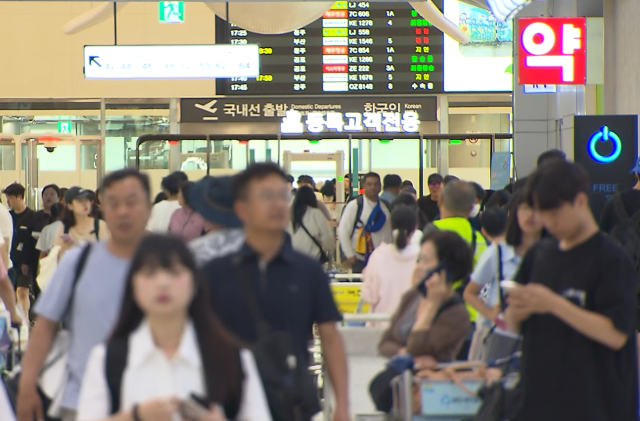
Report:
232,254,321,421
299,223,329,264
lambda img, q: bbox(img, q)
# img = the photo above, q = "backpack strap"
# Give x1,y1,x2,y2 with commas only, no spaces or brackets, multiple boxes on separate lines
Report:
223,349,244,420
496,244,506,312
351,195,364,237
93,217,100,240
62,244,93,329
105,337,129,415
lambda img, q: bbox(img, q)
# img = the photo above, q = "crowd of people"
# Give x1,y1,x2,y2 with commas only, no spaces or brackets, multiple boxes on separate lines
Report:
0,147,638,421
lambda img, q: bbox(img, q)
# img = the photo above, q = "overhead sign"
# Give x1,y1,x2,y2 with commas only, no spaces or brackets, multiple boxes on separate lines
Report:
159,1,184,23
518,17,586,85
523,84,557,94
83,45,260,79
281,110,419,134
574,115,638,221
180,97,437,123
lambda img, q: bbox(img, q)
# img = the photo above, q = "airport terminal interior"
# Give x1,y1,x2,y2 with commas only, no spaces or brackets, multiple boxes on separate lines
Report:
1,0,640,420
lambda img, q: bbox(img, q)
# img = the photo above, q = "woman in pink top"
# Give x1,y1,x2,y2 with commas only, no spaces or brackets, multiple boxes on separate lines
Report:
168,181,207,243
362,205,421,327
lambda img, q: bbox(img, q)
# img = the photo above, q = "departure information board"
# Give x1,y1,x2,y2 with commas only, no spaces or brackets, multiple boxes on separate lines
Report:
215,1,444,95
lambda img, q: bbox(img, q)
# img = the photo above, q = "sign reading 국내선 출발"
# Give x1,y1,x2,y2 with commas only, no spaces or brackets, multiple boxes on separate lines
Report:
83,45,260,79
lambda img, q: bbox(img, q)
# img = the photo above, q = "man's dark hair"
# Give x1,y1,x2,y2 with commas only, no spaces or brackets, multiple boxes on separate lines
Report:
525,160,590,210
161,173,182,196
172,171,189,183
42,184,61,198
383,174,402,189
470,182,486,202
286,174,295,184
363,172,381,184
3,183,25,198
402,180,414,188
297,175,315,186
537,149,566,167
101,168,151,200
421,230,473,283
234,162,288,200
485,190,511,210
443,175,459,185
480,208,508,238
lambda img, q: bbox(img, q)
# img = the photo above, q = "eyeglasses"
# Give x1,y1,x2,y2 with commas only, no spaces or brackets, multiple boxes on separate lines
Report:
255,190,292,203
428,182,442,187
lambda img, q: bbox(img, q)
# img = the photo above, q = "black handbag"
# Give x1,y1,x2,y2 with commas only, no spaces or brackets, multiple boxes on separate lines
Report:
233,255,321,421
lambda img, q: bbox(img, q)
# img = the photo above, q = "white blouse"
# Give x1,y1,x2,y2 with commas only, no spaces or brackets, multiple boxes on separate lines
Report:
77,321,271,421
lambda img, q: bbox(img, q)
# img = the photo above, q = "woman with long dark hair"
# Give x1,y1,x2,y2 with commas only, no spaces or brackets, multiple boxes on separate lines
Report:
169,182,206,243
287,185,335,262
54,187,109,261
362,205,421,327
464,189,544,361
76,235,270,421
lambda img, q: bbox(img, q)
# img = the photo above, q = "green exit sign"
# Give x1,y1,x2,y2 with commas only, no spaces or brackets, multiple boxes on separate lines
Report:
159,1,184,23
58,122,72,134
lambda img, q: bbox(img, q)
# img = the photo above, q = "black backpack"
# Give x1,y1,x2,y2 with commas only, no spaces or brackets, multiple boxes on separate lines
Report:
232,254,321,421
607,196,640,327
105,336,243,419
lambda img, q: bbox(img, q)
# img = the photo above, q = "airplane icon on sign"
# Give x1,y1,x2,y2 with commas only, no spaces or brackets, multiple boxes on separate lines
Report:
195,99,219,121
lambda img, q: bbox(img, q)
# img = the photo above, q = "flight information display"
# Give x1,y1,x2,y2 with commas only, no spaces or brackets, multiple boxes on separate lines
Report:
215,1,444,95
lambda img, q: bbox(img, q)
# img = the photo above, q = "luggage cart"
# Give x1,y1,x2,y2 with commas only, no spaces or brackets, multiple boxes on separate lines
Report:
391,369,484,421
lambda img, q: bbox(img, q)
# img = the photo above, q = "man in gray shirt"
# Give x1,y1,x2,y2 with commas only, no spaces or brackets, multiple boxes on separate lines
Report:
16,169,152,421
188,175,245,266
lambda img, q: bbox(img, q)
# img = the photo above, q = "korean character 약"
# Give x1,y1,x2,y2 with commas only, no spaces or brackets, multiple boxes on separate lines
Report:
382,112,401,132
325,112,344,132
306,112,325,133
281,110,304,134
275,104,289,117
223,103,237,117
344,112,364,131
263,103,276,117
401,111,420,133
249,104,261,117
363,112,382,132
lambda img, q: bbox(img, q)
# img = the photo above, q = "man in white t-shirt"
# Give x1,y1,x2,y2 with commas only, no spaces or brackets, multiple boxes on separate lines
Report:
146,172,186,233
0,202,20,325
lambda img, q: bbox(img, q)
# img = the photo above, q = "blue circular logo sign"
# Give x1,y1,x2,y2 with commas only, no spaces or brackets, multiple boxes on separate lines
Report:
588,126,622,164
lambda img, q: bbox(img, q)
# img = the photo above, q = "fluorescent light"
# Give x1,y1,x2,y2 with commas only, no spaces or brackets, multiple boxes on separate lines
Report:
486,0,532,22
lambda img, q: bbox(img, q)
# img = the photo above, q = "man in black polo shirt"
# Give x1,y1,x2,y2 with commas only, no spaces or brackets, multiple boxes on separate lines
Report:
506,160,638,421
204,162,349,421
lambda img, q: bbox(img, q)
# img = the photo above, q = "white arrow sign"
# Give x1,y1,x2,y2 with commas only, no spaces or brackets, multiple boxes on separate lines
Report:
84,44,260,79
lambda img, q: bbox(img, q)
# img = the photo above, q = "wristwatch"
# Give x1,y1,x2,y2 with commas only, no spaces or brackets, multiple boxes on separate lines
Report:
132,403,142,421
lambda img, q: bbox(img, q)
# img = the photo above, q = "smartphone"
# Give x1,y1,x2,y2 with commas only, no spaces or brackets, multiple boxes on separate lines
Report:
499,280,520,293
416,263,446,297
178,394,210,421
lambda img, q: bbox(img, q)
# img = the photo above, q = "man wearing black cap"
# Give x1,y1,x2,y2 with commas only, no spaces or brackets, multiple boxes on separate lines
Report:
600,156,640,234
418,173,443,223
188,175,245,266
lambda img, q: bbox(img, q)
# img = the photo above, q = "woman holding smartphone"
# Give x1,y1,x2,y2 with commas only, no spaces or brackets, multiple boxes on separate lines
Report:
54,187,109,261
377,230,473,362
76,235,270,421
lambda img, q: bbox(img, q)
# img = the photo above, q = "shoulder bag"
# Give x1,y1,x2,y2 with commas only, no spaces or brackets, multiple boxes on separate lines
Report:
299,223,329,264
232,254,321,421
